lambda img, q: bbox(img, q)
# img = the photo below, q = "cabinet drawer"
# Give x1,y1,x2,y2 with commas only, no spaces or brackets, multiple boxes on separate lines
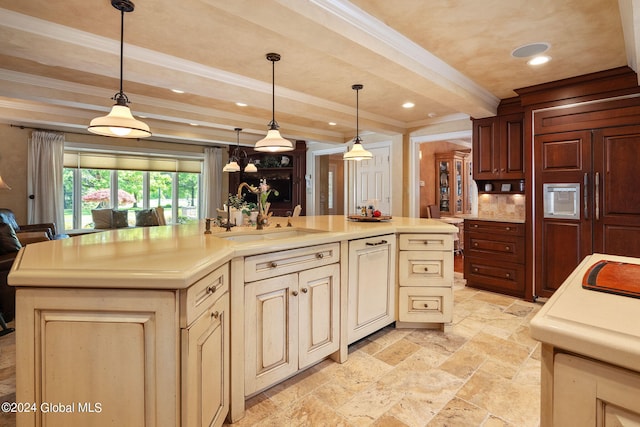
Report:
464,257,525,298
466,234,524,264
398,251,453,287
465,220,524,236
244,243,340,282
398,287,452,323
399,233,453,251
181,263,229,327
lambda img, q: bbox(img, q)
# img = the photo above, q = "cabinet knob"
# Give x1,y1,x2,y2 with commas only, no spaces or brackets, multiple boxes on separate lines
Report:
210,311,219,319
292,290,299,296
505,226,511,231
505,246,510,251
206,285,217,294
316,252,324,259
472,224,478,228
270,262,278,268
473,242,479,247
423,267,429,272
301,287,308,293
505,273,511,278
473,267,479,272
423,303,429,308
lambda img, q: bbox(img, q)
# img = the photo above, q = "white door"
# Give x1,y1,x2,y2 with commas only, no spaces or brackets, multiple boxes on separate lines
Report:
355,146,391,215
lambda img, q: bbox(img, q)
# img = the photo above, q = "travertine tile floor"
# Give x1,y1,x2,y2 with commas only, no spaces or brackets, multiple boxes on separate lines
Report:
225,274,542,427
0,273,542,427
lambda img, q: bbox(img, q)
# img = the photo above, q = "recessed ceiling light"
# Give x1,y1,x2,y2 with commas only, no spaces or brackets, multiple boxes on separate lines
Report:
235,102,248,107
189,123,199,126
511,42,550,58
528,55,551,66
428,112,437,118
171,89,185,94
328,122,337,126
402,102,415,109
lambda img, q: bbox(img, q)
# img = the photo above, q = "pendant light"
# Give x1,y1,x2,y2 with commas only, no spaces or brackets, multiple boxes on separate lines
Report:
223,128,258,173
344,84,372,161
88,0,151,139
0,175,10,190
254,53,293,152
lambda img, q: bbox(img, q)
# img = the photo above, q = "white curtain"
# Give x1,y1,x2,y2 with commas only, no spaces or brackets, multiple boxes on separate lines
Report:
202,147,222,218
28,131,65,233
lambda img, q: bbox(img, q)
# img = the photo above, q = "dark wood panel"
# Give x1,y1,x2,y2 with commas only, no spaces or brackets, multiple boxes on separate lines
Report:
601,225,640,257
541,139,582,171
540,221,585,295
472,118,496,179
466,235,525,264
500,113,525,178
464,220,524,236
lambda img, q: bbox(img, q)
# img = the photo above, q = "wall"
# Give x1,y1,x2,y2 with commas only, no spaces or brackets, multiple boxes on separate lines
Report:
0,124,227,225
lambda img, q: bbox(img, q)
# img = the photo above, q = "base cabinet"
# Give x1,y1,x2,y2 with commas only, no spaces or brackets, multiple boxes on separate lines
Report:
397,234,453,326
244,261,340,396
551,352,640,426
347,234,396,344
464,220,526,298
16,263,230,427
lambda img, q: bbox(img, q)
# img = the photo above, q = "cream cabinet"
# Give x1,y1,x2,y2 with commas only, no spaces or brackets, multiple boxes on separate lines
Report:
347,234,396,344
397,233,453,328
243,245,340,395
16,263,230,427
181,264,230,427
552,352,640,426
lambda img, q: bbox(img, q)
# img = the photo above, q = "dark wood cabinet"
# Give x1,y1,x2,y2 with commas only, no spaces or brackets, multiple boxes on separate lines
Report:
464,220,526,298
473,112,524,181
228,141,307,217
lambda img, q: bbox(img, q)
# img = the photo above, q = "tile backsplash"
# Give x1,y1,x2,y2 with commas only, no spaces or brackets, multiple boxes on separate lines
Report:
477,194,525,220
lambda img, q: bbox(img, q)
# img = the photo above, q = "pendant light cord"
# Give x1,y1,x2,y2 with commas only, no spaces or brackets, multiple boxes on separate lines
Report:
119,8,124,96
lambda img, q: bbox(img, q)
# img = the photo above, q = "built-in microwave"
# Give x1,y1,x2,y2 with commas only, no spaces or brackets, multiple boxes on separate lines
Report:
543,183,580,220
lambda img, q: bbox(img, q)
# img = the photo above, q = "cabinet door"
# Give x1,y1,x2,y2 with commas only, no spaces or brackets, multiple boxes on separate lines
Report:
347,235,396,344
436,158,453,214
498,112,525,179
553,353,640,426
244,274,298,395
473,117,497,180
298,263,340,369
182,293,229,427
16,288,178,427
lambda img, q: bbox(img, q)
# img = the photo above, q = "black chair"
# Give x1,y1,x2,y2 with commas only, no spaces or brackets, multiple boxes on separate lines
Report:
0,208,67,241
0,222,20,335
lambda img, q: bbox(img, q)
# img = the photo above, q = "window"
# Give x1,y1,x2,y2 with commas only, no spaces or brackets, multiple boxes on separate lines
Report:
63,149,203,230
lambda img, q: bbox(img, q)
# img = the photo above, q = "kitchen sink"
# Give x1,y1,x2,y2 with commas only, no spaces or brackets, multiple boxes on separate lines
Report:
214,228,324,242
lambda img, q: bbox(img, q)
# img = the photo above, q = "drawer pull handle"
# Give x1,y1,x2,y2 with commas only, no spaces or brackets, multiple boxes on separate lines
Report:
505,246,510,251
211,311,219,319
423,303,429,308
473,267,479,272
270,262,278,268
366,240,388,246
505,226,511,231
472,224,478,228
292,290,299,296
423,267,429,272
206,285,218,294
473,242,479,247
301,287,308,293
423,241,429,245
316,252,324,259
505,273,511,278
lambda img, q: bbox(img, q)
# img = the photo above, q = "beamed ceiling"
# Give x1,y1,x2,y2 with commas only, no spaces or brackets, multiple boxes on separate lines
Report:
0,0,638,148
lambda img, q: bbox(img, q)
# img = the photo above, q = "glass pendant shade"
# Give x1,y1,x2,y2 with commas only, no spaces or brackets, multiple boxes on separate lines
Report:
244,162,258,173
343,139,373,161
0,175,11,190
223,160,240,173
255,128,293,152
88,104,151,138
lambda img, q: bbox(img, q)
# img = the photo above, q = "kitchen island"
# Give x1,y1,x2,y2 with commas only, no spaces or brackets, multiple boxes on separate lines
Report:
9,215,457,427
530,253,640,426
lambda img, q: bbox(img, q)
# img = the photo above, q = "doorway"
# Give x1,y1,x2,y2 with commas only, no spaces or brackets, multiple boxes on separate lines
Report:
315,153,345,215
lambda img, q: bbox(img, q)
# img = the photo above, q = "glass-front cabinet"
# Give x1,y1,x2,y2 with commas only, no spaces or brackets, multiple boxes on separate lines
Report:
435,151,471,216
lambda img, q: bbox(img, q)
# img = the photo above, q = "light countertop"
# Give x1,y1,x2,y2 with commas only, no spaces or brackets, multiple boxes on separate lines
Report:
9,215,456,289
530,253,640,372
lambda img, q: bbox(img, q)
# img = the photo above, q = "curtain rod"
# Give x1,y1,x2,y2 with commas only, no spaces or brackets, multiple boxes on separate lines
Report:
8,124,227,149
